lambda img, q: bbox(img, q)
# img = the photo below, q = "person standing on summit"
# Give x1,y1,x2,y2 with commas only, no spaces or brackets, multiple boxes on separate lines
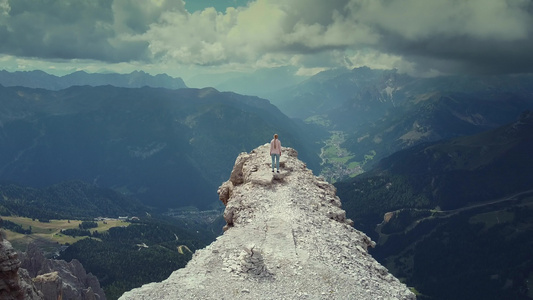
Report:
270,134,282,173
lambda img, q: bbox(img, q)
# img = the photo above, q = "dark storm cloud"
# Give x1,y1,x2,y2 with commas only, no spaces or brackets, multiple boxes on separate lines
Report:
0,0,180,62
384,34,533,75
343,0,533,75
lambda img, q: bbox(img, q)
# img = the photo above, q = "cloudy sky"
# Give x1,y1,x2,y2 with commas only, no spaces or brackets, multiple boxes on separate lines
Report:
0,0,532,87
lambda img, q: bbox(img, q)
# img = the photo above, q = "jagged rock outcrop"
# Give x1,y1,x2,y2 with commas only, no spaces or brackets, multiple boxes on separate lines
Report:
0,229,104,300
32,272,62,300
120,144,416,299
19,243,106,300
0,235,43,300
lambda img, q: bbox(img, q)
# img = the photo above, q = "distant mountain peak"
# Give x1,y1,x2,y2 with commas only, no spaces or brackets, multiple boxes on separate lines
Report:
68,70,88,75
0,69,187,90
120,144,415,299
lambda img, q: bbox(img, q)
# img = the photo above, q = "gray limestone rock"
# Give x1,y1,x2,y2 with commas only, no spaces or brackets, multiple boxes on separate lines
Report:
120,144,416,300
0,235,43,300
19,242,106,300
33,272,62,300
18,268,43,300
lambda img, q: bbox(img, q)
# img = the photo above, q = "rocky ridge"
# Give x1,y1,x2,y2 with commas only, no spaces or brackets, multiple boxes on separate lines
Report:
120,144,415,299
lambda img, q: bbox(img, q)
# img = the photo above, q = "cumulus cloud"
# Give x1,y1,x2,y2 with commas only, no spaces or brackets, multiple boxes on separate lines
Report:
140,0,533,75
141,0,379,69
0,0,531,76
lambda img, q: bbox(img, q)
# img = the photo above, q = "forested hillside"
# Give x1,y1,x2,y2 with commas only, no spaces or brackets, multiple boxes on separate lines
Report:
0,181,219,300
338,110,533,224
0,84,322,210
58,217,210,300
0,181,146,220
335,112,533,299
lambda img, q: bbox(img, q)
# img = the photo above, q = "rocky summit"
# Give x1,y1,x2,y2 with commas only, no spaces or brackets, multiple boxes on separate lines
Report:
120,144,415,300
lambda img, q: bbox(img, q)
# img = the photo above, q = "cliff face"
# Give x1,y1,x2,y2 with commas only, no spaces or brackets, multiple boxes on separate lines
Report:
19,243,106,300
0,236,42,300
120,144,416,299
0,230,105,300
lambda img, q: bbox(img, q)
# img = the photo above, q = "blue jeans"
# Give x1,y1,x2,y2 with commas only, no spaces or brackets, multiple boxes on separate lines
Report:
271,154,280,171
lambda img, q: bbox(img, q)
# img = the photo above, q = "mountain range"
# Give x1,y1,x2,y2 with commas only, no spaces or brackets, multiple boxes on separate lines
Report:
0,70,187,90
1,68,533,299
270,67,533,176
0,83,321,210
4,68,532,182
